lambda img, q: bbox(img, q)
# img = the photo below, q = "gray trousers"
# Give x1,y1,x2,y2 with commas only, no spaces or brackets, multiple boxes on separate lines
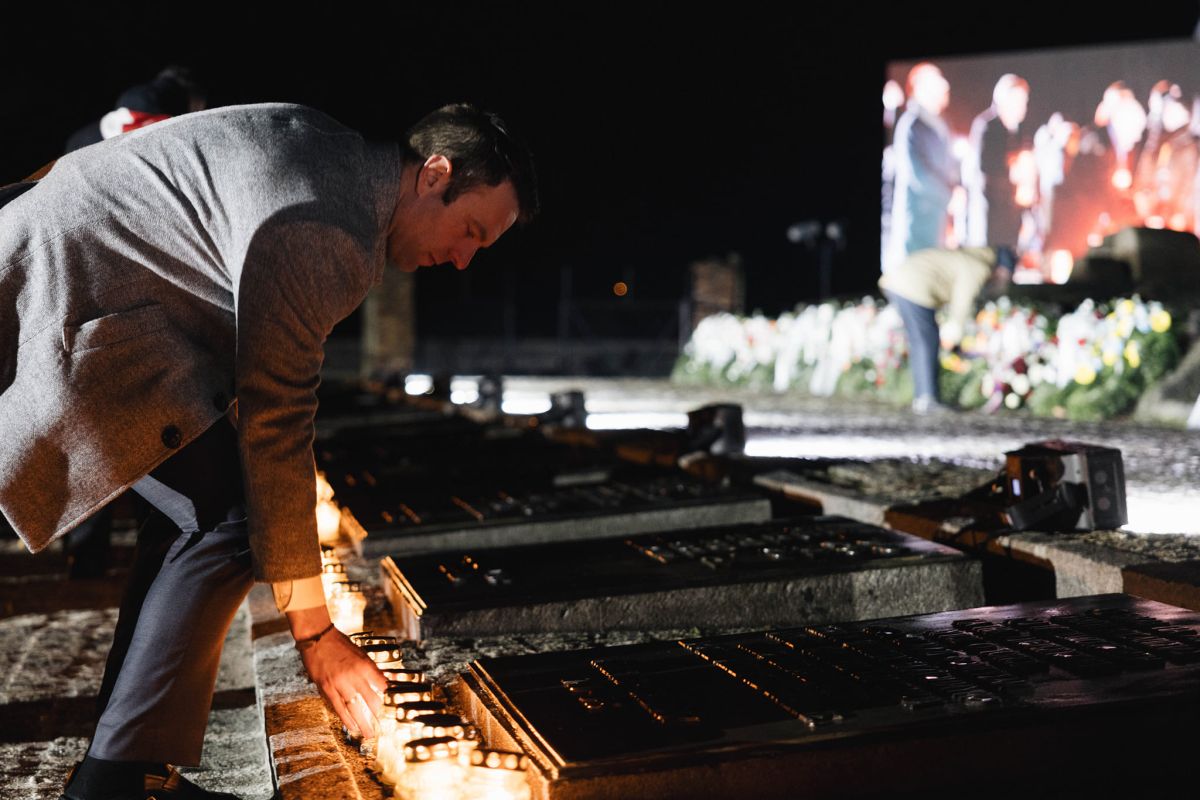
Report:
90,420,254,765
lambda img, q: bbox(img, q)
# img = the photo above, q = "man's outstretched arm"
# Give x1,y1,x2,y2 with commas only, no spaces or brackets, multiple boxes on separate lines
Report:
236,217,385,735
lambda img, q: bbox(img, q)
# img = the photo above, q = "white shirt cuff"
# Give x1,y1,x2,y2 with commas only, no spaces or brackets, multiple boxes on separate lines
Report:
272,575,327,613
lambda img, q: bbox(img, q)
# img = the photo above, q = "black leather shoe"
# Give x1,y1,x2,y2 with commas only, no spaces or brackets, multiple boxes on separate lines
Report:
61,761,245,800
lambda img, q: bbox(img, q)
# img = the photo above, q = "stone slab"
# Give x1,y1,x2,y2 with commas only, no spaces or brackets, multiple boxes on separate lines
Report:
458,594,1200,799
1122,559,1200,611
381,517,983,638
356,492,773,558
754,470,890,524
752,459,1200,610
994,531,1157,598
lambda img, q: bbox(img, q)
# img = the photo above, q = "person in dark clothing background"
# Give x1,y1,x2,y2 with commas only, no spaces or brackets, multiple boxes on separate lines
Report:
884,62,960,273
64,65,207,153
965,74,1030,250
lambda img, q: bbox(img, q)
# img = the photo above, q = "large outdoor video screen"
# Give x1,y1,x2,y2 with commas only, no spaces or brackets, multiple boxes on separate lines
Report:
882,39,1200,281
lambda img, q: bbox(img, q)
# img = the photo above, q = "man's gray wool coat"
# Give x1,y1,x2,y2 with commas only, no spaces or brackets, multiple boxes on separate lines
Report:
0,103,400,582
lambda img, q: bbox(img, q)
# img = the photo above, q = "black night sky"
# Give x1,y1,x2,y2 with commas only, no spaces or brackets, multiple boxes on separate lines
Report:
4,2,1199,342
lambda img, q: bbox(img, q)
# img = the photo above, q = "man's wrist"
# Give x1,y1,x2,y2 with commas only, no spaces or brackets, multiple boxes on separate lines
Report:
286,604,334,641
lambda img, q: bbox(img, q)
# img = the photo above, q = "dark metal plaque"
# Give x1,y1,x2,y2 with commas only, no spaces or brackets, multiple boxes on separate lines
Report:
459,594,1200,798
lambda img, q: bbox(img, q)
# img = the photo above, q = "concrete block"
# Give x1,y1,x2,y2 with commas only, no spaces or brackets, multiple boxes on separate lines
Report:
382,517,983,638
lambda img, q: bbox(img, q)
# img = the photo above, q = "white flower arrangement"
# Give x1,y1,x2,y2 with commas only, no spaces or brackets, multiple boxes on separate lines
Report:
676,294,1178,420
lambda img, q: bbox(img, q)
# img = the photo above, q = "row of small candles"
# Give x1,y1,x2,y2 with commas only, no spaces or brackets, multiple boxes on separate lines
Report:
315,473,369,633
321,549,368,633
347,629,532,799
316,475,531,797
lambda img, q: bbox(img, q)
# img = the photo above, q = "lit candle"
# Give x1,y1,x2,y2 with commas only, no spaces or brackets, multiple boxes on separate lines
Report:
320,562,347,593
383,681,434,706
413,713,474,742
350,631,396,647
327,590,366,634
379,702,448,788
316,500,342,544
374,718,402,785
316,471,336,502
395,700,447,723
360,642,404,666
383,668,426,684
463,748,531,800
394,737,463,800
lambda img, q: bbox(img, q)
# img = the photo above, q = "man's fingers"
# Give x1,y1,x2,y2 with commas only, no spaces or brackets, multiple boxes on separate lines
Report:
353,674,384,717
362,660,388,695
347,691,378,737
326,690,359,738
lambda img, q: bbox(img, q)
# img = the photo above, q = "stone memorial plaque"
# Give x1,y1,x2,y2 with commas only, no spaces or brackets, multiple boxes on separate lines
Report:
350,470,772,557
458,594,1200,798
382,516,983,638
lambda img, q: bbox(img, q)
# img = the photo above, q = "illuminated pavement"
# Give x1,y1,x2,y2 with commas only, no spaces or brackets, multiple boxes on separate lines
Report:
487,376,1200,536
0,535,273,800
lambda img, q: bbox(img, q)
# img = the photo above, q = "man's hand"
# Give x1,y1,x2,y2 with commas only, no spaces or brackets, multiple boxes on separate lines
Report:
288,605,387,737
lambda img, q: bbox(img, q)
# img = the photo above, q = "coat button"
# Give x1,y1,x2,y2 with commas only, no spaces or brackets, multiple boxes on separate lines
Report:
212,392,228,411
161,425,183,449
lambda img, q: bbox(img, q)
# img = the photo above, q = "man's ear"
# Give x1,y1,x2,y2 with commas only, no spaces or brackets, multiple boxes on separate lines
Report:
416,154,452,197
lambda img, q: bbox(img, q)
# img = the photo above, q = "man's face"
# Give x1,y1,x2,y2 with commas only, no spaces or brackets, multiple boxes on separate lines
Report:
1163,95,1190,133
387,158,520,273
912,66,949,115
998,87,1029,129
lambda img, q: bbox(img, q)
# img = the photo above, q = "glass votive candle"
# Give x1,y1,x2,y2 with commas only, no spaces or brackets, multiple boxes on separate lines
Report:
327,579,364,597
327,590,366,634
383,681,434,707
413,713,474,741
351,631,396,647
389,701,449,757
316,500,342,544
320,563,347,592
374,722,406,786
394,700,447,724
463,748,531,800
316,472,336,503
361,642,404,666
394,737,463,800
455,730,481,769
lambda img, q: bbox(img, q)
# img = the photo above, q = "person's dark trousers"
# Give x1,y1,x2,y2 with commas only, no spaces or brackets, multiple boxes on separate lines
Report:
63,506,114,579
885,290,941,403
89,418,254,766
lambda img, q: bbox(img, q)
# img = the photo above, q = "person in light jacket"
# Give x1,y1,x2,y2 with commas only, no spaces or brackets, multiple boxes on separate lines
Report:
879,246,1014,414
